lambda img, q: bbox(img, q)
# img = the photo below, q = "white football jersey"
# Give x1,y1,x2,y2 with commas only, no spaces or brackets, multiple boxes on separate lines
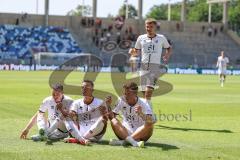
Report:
39,95,73,122
217,56,229,70
70,98,104,127
135,34,170,64
113,97,153,133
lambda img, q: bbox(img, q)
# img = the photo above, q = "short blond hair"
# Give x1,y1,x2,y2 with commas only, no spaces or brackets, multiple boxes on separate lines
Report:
145,18,157,25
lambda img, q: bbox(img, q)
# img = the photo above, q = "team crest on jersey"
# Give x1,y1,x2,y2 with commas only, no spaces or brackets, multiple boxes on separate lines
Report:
51,106,54,109
123,106,127,110
79,106,83,110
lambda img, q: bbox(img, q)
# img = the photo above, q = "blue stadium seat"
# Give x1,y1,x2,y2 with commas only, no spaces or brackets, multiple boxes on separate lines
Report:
0,24,82,58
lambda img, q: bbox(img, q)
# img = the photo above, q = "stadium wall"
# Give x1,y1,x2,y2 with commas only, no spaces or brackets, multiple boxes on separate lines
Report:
0,12,224,33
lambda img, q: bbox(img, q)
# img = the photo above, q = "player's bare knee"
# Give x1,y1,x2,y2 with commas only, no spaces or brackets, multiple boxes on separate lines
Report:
145,122,154,130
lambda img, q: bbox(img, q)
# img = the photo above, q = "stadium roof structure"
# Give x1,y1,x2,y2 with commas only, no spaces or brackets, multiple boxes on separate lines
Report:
207,0,230,4
42,0,230,26
42,0,190,25
206,0,230,24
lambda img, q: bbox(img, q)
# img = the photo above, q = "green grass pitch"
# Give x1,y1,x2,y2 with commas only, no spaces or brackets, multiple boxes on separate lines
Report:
0,71,239,160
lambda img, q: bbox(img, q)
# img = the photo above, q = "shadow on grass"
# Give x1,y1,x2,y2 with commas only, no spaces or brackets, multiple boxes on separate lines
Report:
28,138,179,150
156,125,233,133
145,142,179,150
95,140,179,150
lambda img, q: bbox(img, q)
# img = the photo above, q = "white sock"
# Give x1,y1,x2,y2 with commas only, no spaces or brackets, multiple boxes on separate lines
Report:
125,136,138,147
46,118,60,135
64,120,84,141
37,114,46,131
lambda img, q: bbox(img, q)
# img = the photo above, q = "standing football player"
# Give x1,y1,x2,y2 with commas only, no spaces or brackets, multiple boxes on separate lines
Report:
132,18,172,108
216,51,229,87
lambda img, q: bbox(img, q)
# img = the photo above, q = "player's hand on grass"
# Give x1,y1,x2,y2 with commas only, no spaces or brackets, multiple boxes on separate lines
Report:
20,129,29,139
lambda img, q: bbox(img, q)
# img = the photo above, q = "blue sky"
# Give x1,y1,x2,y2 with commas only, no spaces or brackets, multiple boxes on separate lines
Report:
0,0,183,17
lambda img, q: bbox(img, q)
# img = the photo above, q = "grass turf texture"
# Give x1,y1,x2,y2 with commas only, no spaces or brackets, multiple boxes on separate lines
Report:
0,71,239,160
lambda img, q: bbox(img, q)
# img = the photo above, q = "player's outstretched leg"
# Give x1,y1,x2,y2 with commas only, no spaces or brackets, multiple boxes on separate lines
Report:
64,119,89,145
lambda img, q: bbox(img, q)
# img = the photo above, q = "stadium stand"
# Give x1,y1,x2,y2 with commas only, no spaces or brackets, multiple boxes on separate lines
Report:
0,24,81,60
163,25,240,68
0,13,240,69
74,19,240,69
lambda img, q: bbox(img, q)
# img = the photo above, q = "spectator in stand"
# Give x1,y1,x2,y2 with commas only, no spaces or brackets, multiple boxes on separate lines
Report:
116,31,121,44
99,37,106,49
108,25,113,32
106,32,111,41
95,37,99,47
157,22,161,31
202,25,205,33
21,13,28,22
176,22,180,31
91,18,94,26
95,28,99,36
81,17,87,26
208,26,213,37
214,27,218,36
220,25,224,32
95,18,102,28
114,16,124,30
87,18,91,27
101,29,104,38
15,18,19,25
129,26,133,34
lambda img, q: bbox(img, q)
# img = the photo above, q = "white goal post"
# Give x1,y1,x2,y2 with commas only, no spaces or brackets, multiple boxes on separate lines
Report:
32,52,92,66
